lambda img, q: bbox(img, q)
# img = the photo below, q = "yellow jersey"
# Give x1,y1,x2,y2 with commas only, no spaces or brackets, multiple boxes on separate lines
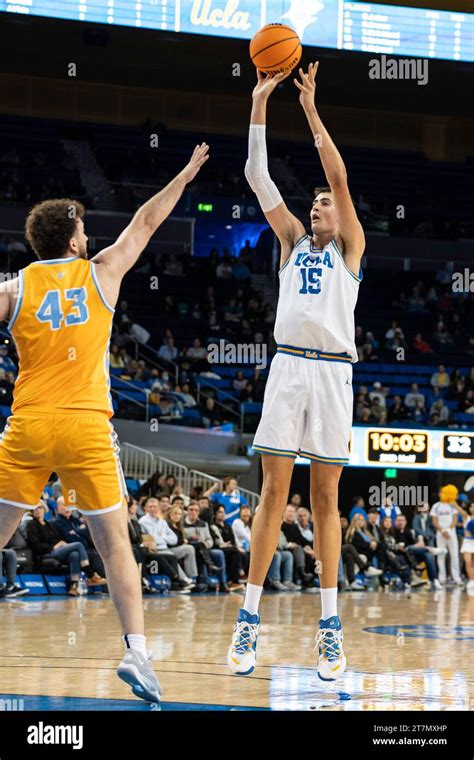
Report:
9,256,114,417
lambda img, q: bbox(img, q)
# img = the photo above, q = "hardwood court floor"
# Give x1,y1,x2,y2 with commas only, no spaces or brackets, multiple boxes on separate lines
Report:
0,588,473,710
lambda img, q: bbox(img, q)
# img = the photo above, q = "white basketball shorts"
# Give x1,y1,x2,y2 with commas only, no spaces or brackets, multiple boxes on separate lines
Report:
253,345,354,465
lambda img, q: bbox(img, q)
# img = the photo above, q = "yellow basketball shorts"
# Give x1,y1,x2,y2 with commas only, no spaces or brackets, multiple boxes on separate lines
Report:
0,411,127,515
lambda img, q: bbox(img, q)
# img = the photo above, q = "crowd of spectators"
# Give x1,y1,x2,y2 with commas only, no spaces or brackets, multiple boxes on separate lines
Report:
3,471,473,598
355,365,474,427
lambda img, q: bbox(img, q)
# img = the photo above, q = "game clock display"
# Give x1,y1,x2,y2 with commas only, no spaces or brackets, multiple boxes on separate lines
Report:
367,429,429,466
442,433,474,461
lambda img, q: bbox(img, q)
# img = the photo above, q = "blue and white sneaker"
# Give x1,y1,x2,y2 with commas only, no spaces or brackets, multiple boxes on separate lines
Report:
117,649,162,703
227,608,260,675
315,615,346,682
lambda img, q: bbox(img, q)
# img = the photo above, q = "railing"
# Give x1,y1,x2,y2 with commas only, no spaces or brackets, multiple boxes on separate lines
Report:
155,455,188,486
120,446,260,510
195,384,243,430
120,442,155,480
187,469,259,510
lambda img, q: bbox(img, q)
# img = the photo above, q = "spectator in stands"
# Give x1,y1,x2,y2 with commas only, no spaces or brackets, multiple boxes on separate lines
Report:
290,493,303,508
388,395,409,422
366,508,383,539
408,286,426,312
206,476,248,524
349,496,369,522
184,501,228,591
138,497,194,590
378,497,402,524
392,514,441,589
224,297,243,323
127,497,186,593
355,393,371,422
0,549,29,597
232,505,252,553
379,517,415,590
431,364,450,389
54,498,106,582
211,505,245,588
429,399,450,426
433,318,452,346
187,338,207,363
166,503,199,582
232,370,247,392
281,505,316,587
411,398,428,425
405,383,425,409
201,397,223,428
412,503,437,547
413,333,433,355
267,532,297,591
170,485,190,508
196,495,214,525
240,381,256,403
26,504,103,596
385,321,400,343
370,397,387,424
340,513,380,589
215,257,233,279
369,381,387,408
461,389,474,414
179,382,197,408
345,513,388,584
296,507,314,543
158,336,178,364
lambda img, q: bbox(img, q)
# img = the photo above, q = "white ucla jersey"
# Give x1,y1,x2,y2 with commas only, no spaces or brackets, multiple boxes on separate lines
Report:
274,234,361,362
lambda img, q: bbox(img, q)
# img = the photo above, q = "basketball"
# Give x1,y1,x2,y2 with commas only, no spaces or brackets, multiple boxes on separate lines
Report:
250,23,302,75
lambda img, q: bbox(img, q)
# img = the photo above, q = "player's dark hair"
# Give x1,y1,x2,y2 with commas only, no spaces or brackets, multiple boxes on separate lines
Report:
313,186,331,199
368,507,378,514
25,198,85,260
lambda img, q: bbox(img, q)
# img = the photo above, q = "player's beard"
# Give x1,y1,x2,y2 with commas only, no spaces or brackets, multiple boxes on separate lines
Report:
78,242,88,259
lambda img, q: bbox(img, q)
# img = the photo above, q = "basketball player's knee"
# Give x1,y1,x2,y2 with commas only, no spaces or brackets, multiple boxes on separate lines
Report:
311,484,338,514
260,481,287,509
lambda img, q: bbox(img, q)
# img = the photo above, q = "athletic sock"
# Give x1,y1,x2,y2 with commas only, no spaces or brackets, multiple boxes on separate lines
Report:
320,587,338,620
243,583,263,616
123,633,147,659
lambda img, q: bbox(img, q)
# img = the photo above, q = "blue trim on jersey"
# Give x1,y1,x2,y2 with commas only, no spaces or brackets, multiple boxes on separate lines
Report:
277,344,352,363
90,262,115,313
8,270,24,332
330,240,362,283
299,449,349,465
252,444,298,459
278,258,291,276
33,257,79,265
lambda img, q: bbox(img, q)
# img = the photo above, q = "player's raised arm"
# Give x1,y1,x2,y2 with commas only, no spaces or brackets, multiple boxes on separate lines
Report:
92,142,209,284
294,62,365,275
246,70,306,270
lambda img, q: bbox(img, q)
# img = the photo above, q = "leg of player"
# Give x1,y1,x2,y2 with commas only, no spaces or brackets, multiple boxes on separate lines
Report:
0,503,25,548
84,506,162,704
310,461,347,682
227,454,294,676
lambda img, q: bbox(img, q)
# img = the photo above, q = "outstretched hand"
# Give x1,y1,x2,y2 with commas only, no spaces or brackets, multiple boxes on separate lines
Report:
252,68,292,100
294,61,319,110
182,143,210,183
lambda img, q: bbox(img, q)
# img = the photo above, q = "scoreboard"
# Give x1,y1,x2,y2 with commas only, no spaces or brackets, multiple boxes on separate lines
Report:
293,426,474,470
1,0,473,63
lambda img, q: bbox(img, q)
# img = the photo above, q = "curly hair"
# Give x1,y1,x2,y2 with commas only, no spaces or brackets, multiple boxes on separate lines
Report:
24,198,85,260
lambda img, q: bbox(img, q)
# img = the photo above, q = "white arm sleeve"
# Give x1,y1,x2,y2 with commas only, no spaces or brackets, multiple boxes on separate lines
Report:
244,124,283,213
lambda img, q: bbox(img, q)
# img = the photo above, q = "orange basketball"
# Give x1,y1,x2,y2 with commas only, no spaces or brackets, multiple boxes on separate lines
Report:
250,23,302,75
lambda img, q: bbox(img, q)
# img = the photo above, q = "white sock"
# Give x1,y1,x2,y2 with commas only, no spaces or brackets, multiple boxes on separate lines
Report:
320,587,338,620
123,633,147,659
243,583,263,615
